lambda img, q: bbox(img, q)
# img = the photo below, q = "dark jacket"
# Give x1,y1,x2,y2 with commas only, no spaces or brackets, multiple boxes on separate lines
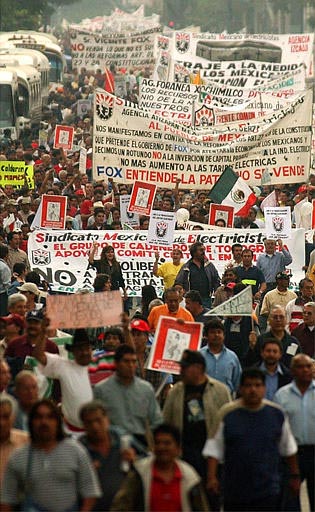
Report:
175,259,220,297
255,361,292,390
244,331,301,368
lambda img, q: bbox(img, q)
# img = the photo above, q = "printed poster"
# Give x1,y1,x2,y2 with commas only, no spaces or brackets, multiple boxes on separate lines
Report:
40,195,67,229
120,195,139,228
209,204,234,227
147,210,176,246
54,125,74,151
264,206,292,239
128,181,156,216
147,316,203,374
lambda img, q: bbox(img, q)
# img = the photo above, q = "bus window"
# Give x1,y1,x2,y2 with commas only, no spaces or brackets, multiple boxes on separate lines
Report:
0,84,15,127
46,52,63,82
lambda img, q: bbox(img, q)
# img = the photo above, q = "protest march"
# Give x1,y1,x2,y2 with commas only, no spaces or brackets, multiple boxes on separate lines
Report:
0,4,315,512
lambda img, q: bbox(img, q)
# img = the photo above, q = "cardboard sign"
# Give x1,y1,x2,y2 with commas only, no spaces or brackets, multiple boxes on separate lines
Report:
0,161,34,189
209,204,234,228
40,195,67,229
79,147,87,174
54,125,74,150
47,290,122,329
205,285,253,317
147,316,203,374
128,181,156,216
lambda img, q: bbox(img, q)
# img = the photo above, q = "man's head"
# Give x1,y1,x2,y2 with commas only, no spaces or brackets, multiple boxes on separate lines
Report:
102,327,124,351
171,249,183,265
190,241,205,262
231,243,243,262
164,287,180,313
0,359,11,392
241,249,254,268
260,339,283,366
0,396,16,442
302,302,315,327
153,424,181,464
14,371,39,412
20,196,32,213
264,239,277,255
65,329,92,366
299,278,314,300
185,290,203,316
25,310,45,338
8,293,27,316
7,231,20,250
179,349,206,384
223,268,238,284
204,319,225,349
80,400,109,441
130,319,150,354
239,368,266,408
94,207,105,226
276,272,290,291
93,273,111,292
29,399,65,444
268,305,287,332
0,243,8,261
114,344,137,381
19,283,40,308
290,354,313,386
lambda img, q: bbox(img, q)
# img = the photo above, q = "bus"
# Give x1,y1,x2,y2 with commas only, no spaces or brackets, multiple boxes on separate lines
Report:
0,64,42,139
0,47,49,104
0,31,66,82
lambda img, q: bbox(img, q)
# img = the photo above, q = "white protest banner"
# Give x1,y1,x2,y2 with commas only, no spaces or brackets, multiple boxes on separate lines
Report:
147,316,202,375
120,194,139,228
93,90,312,187
171,32,314,77
54,125,74,151
265,206,292,239
77,99,92,118
147,210,176,247
205,285,253,316
139,77,299,126
70,26,161,70
28,229,305,296
40,195,67,230
47,290,122,329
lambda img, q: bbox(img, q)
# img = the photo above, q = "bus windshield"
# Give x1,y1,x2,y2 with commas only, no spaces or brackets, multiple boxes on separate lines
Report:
45,52,63,82
0,84,15,127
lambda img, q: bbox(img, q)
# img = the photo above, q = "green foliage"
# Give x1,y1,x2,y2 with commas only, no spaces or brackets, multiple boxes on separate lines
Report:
0,0,76,30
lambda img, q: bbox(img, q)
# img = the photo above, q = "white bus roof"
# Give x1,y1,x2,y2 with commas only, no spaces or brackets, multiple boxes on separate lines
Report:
0,47,50,71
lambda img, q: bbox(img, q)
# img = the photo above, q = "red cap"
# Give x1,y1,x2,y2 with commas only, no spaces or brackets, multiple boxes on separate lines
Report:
225,282,236,291
298,185,307,193
75,189,85,196
130,319,150,332
0,314,25,330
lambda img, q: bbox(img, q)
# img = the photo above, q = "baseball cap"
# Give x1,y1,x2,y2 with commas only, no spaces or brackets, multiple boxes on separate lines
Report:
75,189,85,196
297,185,307,194
26,309,44,322
20,197,32,204
19,283,40,296
130,319,150,332
179,350,205,367
225,282,236,290
276,271,290,280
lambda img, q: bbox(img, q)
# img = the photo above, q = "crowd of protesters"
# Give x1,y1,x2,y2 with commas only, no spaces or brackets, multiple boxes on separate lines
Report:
0,63,315,512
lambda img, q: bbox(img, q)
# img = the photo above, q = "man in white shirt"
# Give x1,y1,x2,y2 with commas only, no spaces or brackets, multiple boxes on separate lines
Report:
33,328,93,434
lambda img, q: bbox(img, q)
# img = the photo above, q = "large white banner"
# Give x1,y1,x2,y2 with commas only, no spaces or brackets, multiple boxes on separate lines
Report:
70,26,161,69
139,76,304,124
28,229,305,295
93,90,312,187
170,32,314,77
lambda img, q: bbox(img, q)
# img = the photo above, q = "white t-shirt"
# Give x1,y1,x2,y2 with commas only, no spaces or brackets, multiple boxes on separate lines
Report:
38,353,93,427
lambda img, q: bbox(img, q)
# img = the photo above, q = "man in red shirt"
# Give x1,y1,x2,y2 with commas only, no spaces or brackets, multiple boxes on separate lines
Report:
111,424,208,511
5,309,58,380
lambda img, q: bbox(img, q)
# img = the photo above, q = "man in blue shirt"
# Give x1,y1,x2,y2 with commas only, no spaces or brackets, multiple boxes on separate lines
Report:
200,319,242,394
258,339,291,400
274,354,315,511
235,249,266,301
257,238,292,292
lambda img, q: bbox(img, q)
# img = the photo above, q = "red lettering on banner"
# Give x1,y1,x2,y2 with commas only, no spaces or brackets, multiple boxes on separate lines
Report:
273,165,304,177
